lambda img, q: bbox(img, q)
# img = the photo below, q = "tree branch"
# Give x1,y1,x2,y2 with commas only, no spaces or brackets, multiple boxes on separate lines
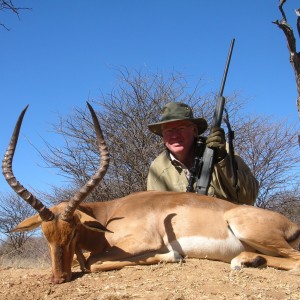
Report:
0,0,31,30
273,0,300,118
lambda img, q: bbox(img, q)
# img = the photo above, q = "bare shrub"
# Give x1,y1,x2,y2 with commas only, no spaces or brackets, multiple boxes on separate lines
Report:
0,193,36,250
40,68,243,201
0,236,50,268
234,115,300,208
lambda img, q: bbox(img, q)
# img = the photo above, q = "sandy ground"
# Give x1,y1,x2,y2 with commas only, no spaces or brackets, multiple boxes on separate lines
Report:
1,259,300,300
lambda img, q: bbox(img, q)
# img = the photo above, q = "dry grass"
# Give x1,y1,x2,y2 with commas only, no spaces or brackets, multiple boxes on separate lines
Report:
0,237,50,269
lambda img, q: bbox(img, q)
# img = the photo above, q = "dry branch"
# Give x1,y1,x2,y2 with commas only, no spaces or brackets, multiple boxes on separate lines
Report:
273,0,300,118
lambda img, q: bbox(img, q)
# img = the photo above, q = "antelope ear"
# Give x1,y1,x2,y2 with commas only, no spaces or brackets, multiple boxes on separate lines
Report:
10,214,42,232
76,211,112,233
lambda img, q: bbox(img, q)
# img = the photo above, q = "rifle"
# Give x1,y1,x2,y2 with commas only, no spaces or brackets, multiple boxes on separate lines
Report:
186,38,235,194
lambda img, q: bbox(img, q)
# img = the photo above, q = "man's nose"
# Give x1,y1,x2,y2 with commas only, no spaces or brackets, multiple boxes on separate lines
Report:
169,129,181,137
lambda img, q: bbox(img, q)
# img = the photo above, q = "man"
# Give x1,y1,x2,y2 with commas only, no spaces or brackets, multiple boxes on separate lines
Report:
147,102,258,205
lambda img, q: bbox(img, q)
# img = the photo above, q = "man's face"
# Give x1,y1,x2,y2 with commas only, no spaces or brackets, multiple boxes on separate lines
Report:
162,120,198,159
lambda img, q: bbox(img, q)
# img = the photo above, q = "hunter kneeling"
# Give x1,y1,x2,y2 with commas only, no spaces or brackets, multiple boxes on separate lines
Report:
147,102,258,204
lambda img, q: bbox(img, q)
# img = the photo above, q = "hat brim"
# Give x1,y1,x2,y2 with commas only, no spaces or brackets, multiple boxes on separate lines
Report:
148,118,208,136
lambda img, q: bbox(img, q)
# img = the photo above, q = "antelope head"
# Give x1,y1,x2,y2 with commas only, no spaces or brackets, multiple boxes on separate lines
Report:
2,103,110,284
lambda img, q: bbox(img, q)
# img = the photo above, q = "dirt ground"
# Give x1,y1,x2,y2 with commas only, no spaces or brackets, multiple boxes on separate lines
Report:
1,259,300,300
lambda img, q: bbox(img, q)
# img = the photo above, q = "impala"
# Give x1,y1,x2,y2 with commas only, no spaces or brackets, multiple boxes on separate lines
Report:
3,103,300,284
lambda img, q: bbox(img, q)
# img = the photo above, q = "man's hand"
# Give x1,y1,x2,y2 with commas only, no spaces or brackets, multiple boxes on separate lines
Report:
206,127,227,162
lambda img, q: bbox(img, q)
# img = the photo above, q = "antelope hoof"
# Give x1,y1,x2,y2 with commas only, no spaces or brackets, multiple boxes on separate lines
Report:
231,254,267,270
230,257,243,271
166,250,183,263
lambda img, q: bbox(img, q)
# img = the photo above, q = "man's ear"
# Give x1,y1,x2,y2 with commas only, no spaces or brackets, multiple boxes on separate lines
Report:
193,125,199,137
75,211,112,233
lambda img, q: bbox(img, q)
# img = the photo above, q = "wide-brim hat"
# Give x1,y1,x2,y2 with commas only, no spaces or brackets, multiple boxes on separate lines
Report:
148,102,208,136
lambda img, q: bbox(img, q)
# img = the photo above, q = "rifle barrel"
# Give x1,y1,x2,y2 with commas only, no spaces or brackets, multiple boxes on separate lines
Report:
218,38,235,97
194,38,235,195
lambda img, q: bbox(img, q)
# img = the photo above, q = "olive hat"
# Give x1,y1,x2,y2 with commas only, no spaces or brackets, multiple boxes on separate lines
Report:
148,102,208,136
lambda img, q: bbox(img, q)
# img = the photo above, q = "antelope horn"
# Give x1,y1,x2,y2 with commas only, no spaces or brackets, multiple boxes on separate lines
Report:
60,102,110,221
2,105,54,221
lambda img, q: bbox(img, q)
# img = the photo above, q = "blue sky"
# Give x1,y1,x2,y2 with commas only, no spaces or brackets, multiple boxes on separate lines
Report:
0,1,299,195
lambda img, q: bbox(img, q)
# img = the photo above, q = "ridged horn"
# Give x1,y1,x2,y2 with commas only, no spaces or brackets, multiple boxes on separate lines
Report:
60,102,110,221
2,105,54,221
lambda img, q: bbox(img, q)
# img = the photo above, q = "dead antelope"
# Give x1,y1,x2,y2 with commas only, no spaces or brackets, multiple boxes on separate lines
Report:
3,103,300,284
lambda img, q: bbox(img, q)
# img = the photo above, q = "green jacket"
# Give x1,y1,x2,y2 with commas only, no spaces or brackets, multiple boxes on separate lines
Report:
147,150,258,205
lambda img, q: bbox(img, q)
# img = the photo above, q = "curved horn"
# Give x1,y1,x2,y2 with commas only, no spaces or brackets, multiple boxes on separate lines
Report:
60,102,110,221
2,105,54,221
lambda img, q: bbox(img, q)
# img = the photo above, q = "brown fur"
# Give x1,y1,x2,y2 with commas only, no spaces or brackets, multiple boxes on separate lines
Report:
13,191,300,283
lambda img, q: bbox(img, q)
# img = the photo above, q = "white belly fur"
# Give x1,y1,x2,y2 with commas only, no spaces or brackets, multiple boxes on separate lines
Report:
166,231,247,262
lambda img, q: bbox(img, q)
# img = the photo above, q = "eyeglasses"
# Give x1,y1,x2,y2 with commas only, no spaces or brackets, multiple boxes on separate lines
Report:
162,125,194,136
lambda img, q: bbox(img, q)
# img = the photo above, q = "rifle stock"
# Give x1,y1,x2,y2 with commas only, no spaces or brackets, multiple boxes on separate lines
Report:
194,38,235,194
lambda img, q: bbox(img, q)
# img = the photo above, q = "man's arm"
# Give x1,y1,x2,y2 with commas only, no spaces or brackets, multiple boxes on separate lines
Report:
209,152,258,205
